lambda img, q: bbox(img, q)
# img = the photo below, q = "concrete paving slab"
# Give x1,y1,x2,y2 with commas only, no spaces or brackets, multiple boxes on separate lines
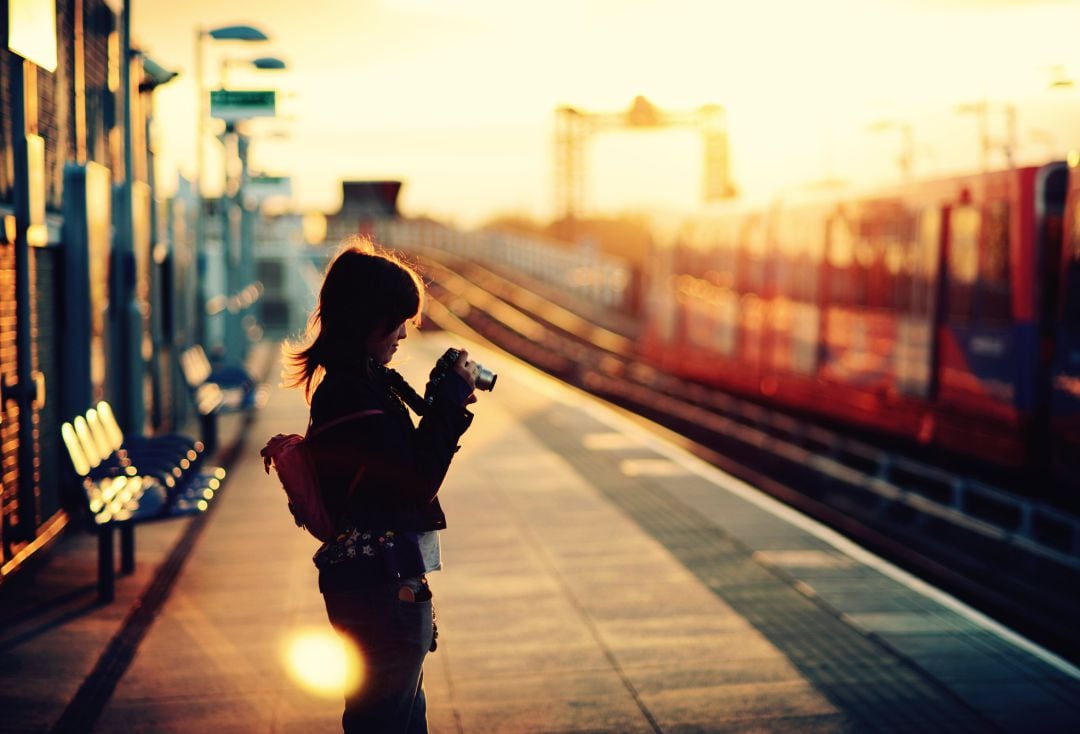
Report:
640,679,841,731
450,695,655,734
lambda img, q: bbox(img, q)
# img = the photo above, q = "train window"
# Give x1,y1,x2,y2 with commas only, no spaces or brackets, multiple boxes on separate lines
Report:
947,205,980,323
802,214,826,302
713,218,737,288
863,236,889,309
737,217,768,294
827,214,855,269
826,212,865,307
260,299,290,329
1072,192,1080,262
1065,262,1080,330
1063,195,1080,333
860,205,907,311
885,235,910,311
911,208,942,317
949,206,980,282
919,208,942,277
257,260,285,290
744,216,768,258
806,213,827,266
774,212,798,300
980,201,1012,322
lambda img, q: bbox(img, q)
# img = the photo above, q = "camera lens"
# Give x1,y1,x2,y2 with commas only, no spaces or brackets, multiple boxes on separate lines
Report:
475,367,497,392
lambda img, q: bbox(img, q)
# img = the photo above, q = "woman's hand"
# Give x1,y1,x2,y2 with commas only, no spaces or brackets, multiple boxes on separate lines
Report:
452,349,479,404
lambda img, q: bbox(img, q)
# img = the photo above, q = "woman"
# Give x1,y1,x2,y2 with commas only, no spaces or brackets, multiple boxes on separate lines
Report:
283,240,478,733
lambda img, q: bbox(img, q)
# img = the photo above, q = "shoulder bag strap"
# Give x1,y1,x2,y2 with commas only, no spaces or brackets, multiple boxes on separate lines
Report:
307,409,385,499
306,409,384,439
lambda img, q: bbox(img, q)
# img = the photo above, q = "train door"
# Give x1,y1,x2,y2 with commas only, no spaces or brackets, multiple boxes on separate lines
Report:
680,226,713,376
736,213,769,382
765,204,825,381
821,204,867,387
895,205,943,400
858,200,905,397
717,221,740,360
795,208,828,378
761,206,792,384
937,169,1039,465
1050,157,1080,483
675,220,724,376
640,221,678,363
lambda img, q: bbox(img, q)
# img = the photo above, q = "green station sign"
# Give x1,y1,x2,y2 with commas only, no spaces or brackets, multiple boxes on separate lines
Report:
210,89,277,122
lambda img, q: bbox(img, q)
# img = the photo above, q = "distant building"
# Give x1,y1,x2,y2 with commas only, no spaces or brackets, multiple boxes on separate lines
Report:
324,180,403,245
255,214,326,339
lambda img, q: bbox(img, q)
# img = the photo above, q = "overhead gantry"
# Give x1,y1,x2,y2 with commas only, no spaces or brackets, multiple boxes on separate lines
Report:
553,95,737,221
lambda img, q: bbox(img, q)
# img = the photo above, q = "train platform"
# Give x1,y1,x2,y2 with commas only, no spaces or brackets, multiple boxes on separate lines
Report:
2,333,1080,733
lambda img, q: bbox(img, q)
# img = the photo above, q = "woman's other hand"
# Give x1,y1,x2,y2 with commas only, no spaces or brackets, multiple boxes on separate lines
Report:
452,349,479,404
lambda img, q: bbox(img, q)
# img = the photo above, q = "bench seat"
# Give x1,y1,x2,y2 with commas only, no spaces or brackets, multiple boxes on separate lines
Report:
61,403,227,601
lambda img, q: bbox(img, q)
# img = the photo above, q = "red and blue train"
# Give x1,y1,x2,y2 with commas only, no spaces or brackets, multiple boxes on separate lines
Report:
639,158,1080,495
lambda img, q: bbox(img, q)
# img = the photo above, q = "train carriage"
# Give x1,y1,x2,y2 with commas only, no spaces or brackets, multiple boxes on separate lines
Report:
642,161,1079,492
1051,155,1080,486
643,208,768,397
930,165,1064,465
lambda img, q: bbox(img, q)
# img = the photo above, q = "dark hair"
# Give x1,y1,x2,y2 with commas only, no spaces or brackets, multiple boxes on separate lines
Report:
283,237,425,402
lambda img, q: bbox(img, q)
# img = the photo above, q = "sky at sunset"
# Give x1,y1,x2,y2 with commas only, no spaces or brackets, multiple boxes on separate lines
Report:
132,0,1080,227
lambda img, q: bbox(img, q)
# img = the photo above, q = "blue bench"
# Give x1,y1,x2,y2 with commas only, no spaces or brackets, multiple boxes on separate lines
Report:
180,345,267,452
61,402,227,601
86,401,206,488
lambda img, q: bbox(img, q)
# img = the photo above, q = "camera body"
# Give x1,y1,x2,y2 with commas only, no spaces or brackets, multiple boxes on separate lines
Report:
425,348,497,406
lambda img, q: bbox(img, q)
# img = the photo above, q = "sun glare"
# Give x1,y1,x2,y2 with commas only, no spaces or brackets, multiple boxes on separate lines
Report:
282,628,364,698
137,0,1080,223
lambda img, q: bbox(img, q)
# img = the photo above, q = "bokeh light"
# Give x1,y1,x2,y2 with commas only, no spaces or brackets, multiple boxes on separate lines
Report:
281,627,364,698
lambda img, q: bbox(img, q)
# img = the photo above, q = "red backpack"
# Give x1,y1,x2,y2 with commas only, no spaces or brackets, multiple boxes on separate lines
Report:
260,410,383,542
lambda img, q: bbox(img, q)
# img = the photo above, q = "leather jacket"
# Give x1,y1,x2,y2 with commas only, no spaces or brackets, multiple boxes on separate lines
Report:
308,361,473,591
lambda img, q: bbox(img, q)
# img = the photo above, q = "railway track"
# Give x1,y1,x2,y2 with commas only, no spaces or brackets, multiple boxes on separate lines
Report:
407,246,1080,664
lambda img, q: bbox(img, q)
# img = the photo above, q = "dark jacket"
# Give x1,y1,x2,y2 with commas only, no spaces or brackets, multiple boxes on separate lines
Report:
308,361,473,592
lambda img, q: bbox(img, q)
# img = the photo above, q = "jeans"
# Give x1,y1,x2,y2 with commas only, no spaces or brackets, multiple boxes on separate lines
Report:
323,577,434,734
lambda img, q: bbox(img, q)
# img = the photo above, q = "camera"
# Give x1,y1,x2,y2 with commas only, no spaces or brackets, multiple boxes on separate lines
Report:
426,348,497,404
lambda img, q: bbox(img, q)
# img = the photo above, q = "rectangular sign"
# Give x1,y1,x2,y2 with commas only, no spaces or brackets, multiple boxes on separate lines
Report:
247,175,292,200
210,89,277,122
8,0,57,71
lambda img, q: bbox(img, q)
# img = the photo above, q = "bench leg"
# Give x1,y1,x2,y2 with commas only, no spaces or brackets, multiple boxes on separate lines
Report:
200,413,218,454
120,524,135,575
98,526,115,603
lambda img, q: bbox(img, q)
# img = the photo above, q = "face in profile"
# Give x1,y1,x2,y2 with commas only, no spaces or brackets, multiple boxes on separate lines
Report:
366,321,407,364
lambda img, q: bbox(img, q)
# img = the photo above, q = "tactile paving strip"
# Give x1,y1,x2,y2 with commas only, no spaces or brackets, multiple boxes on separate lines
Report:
518,402,1000,733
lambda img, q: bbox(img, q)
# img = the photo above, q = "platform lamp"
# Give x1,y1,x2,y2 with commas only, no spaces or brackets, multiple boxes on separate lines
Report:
1048,65,1074,91
192,24,269,349
220,55,287,87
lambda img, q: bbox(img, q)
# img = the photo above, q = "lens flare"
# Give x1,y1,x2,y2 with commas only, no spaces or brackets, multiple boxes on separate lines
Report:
282,628,363,698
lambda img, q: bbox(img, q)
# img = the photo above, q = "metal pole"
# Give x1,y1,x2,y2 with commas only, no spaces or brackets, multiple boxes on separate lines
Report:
222,125,239,362
112,0,143,433
238,131,253,360
145,82,164,431
193,28,206,347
